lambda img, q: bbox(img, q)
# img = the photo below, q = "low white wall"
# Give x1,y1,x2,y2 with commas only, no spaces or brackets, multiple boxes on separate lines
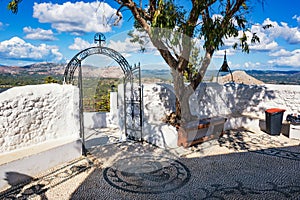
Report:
118,83,300,148
190,83,300,120
1,82,298,153
142,84,178,148
83,92,119,130
117,83,178,148
0,84,80,154
84,112,108,129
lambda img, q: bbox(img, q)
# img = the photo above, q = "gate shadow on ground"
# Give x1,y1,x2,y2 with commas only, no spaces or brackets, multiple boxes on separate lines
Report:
0,158,90,200
70,138,300,199
0,172,48,200
84,127,120,149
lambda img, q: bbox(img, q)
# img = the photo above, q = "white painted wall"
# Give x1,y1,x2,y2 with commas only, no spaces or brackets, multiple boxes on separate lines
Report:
190,83,300,120
118,83,300,148
0,84,80,154
1,82,299,153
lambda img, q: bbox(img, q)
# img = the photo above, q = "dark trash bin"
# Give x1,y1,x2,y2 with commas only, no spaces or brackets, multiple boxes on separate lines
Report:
265,108,286,135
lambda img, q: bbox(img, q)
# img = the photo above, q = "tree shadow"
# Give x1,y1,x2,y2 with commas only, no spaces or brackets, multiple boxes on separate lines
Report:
225,83,276,117
70,144,300,199
218,129,252,151
190,82,276,122
217,128,293,152
0,172,48,199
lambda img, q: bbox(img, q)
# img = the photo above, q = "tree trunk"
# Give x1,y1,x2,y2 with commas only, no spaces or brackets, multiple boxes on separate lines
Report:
171,68,197,125
171,50,213,126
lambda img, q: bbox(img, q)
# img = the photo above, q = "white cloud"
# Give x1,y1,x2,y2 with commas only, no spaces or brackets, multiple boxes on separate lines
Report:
223,24,279,52
269,49,293,57
107,33,158,55
214,49,236,58
243,61,262,69
0,21,8,30
68,33,156,57
262,18,300,44
268,49,300,67
121,52,132,58
23,27,56,40
223,17,300,53
0,37,63,62
69,37,93,50
33,2,122,34
293,15,300,26
107,38,142,53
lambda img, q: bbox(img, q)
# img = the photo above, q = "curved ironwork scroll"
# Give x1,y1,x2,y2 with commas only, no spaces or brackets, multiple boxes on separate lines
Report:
63,46,131,84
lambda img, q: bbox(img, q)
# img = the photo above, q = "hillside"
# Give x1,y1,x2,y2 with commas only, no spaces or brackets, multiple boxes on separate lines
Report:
246,70,300,85
0,63,123,78
1,63,300,86
0,63,126,88
218,70,264,85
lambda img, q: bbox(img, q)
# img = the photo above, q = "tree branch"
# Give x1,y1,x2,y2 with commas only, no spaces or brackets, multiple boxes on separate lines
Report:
149,0,156,19
115,0,178,69
114,5,124,26
178,0,217,73
191,0,245,89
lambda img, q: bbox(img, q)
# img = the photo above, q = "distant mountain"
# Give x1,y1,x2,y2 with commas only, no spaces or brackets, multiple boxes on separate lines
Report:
245,70,300,85
0,62,65,76
1,62,300,85
0,63,124,78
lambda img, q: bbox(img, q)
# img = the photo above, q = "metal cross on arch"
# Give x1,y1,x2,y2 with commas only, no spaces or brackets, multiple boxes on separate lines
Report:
63,33,143,155
94,33,106,47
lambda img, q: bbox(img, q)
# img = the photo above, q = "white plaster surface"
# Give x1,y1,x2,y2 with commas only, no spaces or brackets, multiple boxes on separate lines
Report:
117,83,178,148
0,84,80,154
190,83,300,120
83,112,108,129
288,124,300,139
2,82,300,154
118,83,300,147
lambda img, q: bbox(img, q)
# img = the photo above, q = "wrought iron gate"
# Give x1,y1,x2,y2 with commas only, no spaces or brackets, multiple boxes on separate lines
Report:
124,63,143,141
63,33,143,155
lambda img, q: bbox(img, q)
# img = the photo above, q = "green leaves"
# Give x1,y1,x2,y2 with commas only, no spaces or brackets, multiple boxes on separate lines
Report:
152,0,177,29
242,2,248,9
200,1,260,54
7,0,22,14
184,44,203,82
44,76,58,84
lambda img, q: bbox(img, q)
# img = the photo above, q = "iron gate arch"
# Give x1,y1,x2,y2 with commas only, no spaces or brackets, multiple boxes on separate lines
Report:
63,33,143,155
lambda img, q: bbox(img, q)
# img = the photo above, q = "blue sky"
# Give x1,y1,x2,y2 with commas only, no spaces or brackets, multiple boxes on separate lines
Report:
0,0,300,71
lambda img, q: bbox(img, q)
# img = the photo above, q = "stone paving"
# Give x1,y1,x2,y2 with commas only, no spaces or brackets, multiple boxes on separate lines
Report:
0,128,300,199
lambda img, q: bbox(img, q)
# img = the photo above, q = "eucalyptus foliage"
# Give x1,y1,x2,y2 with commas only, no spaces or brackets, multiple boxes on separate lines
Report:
114,0,263,122
6,0,265,122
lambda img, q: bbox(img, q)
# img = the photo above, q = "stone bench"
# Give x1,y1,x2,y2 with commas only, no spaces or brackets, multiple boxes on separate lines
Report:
177,117,226,148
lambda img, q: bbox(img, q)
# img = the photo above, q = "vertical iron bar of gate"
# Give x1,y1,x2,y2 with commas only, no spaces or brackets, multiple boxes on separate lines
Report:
123,75,127,137
78,63,86,156
138,65,143,141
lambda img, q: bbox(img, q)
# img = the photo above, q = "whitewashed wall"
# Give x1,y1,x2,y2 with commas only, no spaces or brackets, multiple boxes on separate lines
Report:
117,83,178,148
0,84,80,154
190,83,300,119
118,83,300,148
2,82,299,153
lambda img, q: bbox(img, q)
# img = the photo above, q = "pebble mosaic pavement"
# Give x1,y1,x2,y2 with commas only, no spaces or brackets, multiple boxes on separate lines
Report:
1,128,300,199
